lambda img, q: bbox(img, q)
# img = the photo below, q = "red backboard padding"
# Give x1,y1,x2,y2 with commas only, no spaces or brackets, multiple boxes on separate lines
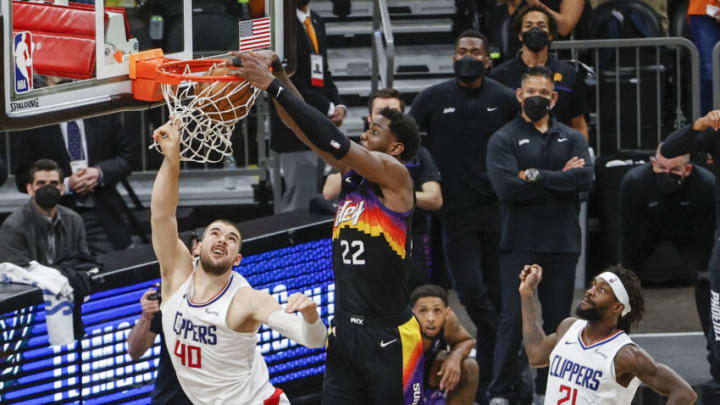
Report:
11,1,131,79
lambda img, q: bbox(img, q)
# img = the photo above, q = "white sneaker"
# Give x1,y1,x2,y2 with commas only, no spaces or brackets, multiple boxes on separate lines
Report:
533,394,545,405
489,398,510,405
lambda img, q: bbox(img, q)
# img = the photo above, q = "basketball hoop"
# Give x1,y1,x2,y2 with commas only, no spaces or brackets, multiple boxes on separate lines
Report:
150,58,261,163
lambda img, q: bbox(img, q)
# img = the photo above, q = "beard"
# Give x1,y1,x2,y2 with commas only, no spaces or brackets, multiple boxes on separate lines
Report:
575,303,603,322
199,251,233,276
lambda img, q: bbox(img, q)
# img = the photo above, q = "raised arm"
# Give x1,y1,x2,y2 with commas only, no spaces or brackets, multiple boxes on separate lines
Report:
234,52,413,205
661,110,720,158
150,120,193,298
615,345,697,404
519,264,576,367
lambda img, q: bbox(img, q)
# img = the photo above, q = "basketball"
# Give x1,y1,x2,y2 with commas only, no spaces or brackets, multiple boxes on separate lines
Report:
194,66,254,123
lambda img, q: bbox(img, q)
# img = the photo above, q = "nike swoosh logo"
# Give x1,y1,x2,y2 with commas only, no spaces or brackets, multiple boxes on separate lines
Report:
558,138,568,142
564,341,577,345
276,86,284,97
380,339,398,348
486,107,498,111
345,177,352,183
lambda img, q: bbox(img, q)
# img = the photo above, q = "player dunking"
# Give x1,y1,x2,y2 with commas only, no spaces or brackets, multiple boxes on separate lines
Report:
235,52,424,404
519,264,697,404
150,119,327,405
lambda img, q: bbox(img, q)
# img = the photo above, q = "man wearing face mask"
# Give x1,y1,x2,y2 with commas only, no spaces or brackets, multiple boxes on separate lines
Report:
620,144,717,390
620,145,715,284
0,159,89,267
486,66,593,405
411,30,519,404
490,5,589,141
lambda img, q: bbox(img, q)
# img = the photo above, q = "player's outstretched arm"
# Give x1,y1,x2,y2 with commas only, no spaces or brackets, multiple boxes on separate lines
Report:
235,52,412,196
615,345,697,404
519,264,575,367
231,288,327,348
150,121,194,297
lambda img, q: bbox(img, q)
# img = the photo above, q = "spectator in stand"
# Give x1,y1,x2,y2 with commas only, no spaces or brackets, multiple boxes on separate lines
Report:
14,114,134,256
619,145,715,379
490,5,589,140
0,159,89,266
688,0,720,115
525,0,584,37
269,0,345,212
411,30,519,404
661,109,720,392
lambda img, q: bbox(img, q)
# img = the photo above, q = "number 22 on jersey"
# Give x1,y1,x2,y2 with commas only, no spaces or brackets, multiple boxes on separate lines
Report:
340,240,365,265
174,339,202,368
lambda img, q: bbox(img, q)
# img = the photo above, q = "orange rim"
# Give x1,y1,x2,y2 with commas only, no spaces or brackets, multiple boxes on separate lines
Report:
156,58,245,85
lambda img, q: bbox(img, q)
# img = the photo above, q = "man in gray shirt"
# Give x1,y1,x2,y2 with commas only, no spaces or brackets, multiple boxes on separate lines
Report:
0,159,89,266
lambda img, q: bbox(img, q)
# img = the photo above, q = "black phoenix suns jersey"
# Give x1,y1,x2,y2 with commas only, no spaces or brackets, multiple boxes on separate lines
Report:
332,170,414,317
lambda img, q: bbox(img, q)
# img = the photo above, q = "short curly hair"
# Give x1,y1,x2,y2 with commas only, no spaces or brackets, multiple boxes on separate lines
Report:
604,265,646,333
378,106,420,162
512,4,558,40
410,284,449,308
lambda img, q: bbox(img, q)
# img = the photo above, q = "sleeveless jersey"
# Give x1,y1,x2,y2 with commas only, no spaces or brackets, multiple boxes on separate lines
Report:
332,170,413,316
161,272,278,405
545,320,641,405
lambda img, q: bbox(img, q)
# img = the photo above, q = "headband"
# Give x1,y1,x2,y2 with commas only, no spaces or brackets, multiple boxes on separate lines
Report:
596,272,631,317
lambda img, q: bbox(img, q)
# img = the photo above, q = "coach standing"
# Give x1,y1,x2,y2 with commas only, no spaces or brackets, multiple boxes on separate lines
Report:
486,66,593,405
410,30,519,402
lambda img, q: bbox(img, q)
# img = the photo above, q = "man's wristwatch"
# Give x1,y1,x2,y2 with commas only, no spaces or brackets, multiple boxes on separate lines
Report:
525,168,541,182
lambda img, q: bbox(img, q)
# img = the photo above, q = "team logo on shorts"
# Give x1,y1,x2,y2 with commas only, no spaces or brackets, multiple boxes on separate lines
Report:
14,32,33,94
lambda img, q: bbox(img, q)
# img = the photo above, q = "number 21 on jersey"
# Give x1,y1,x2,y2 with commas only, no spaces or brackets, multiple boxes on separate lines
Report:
174,339,202,368
340,240,365,265
558,385,578,405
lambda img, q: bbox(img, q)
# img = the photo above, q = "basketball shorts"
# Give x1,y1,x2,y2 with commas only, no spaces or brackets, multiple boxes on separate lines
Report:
321,307,425,405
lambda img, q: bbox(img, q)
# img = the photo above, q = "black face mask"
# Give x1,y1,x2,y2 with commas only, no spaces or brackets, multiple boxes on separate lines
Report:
34,184,61,210
522,27,550,53
522,95,551,121
453,56,486,84
656,172,685,194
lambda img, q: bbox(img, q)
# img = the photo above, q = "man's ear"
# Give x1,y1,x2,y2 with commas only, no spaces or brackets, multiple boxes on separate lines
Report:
516,88,523,104
26,182,33,196
390,142,405,158
233,254,243,267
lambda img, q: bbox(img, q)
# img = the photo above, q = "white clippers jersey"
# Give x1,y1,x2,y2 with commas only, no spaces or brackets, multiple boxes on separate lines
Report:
545,320,641,405
161,272,279,405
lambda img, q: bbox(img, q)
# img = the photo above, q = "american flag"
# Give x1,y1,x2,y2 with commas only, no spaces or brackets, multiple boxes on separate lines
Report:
239,17,271,52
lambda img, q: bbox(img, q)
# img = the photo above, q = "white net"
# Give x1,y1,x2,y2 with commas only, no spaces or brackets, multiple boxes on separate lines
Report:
150,63,261,163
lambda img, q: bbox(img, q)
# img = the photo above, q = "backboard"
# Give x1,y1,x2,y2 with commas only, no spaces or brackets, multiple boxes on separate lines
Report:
0,0,286,131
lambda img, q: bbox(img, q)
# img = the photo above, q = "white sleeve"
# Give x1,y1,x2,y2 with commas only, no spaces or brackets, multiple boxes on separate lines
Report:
267,309,327,348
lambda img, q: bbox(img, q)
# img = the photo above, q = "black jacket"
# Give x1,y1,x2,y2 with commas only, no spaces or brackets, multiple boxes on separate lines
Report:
270,10,342,153
487,115,593,252
13,114,133,250
620,163,715,271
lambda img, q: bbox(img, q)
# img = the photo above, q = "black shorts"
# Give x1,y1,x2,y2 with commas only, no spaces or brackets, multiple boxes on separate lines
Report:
321,308,425,405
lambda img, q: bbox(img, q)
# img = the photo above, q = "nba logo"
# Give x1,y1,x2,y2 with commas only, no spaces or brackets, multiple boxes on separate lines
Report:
14,32,33,94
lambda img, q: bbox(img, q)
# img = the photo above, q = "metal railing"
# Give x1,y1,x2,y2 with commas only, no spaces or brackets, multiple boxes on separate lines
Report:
370,0,395,93
551,37,699,156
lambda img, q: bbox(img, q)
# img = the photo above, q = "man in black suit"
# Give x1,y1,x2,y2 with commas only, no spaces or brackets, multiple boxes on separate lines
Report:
270,0,345,212
14,113,134,256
